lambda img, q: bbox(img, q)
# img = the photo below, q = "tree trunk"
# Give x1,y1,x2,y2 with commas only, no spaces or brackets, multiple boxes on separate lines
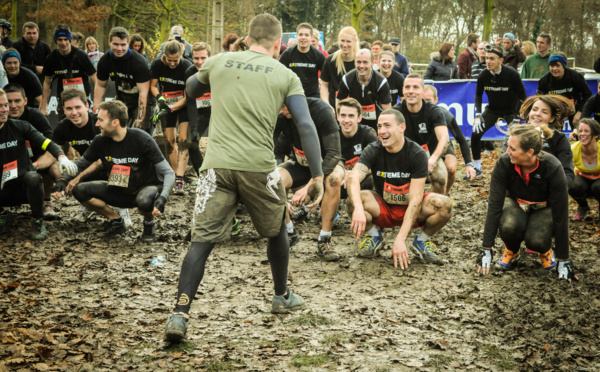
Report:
483,0,494,42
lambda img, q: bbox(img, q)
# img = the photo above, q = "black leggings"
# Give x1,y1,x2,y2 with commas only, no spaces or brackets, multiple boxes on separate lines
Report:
174,216,290,314
72,181,160,213
0,171,44,219
568,175,600,208
471,110,515,161
499,197,553,254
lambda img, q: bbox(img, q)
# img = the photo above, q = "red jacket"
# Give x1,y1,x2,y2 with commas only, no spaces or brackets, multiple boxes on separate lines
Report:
457,48,476,79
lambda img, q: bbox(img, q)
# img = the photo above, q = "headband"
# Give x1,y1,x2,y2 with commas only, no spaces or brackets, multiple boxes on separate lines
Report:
488,49,503,58
1,51,20,64
548,55,567,68
53,29,72,42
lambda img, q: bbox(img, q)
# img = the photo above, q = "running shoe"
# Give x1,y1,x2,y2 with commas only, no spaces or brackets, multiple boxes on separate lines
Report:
358,231,383,258
116,208,132,227
497,246,520,269
231,218,240,235
173,179,184,195
142,220,156,242
288,228,299,247
271,290,305,313
164,314,189,342
43,202,58,219
317,236,340,261
290,205,307,221
573,205,590,221
32,218,47,240
411,236,442,264
101,218,126,237
538,249,556,271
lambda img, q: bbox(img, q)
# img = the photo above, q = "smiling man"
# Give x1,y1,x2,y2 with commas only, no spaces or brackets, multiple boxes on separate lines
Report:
346,109,452,264
337,48,392,130
2,49,43,108
279,22,325,98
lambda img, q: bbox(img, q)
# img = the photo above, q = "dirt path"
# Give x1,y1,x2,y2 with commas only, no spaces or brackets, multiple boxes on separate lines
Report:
1,152,600,371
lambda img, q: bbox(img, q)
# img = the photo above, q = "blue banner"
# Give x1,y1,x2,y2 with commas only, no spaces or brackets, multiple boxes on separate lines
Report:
430,79,599,139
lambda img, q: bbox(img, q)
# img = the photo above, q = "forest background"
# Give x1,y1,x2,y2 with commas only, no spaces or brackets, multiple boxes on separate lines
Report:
1,0,599,68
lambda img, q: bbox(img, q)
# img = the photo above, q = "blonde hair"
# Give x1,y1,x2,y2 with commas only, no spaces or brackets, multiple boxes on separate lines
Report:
332,27,359,75
85,36,98,52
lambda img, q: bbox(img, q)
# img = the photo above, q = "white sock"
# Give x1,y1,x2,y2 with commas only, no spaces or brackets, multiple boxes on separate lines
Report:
319,230,331,240
286,221,294,233
474,159,481,169
417,230,430,242
366,226,379,237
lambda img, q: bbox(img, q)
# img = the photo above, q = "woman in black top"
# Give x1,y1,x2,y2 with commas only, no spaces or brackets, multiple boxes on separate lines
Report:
476,125,576,281
424,42,458,81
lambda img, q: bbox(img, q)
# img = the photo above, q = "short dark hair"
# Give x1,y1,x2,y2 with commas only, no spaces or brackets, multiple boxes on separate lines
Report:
466,33,479,46
61,88,88,107
404,73,424,88
248,14,281,49
98,100,128,127
22,22,39,33
538,33,551,45
296,22,313,36
3,83,26,99
578,118,600,137
109,27,130,43
380,109,405,126
337,97,362,116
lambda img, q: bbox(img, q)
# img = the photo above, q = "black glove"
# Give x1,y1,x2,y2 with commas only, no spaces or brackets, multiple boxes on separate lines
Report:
154,195,167,213
52,178,68,194
156,94,171,112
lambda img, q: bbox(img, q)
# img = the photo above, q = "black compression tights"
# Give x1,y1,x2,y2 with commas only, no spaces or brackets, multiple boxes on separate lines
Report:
173,217,290,314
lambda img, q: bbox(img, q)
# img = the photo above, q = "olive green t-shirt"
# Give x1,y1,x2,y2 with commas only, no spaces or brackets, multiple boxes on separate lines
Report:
197,50,305,172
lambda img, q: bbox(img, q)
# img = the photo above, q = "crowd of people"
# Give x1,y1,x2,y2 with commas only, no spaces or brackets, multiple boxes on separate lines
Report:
0,16,598,344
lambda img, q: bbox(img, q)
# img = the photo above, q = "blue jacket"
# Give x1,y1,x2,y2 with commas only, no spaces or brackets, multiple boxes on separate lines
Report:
393,52,409,77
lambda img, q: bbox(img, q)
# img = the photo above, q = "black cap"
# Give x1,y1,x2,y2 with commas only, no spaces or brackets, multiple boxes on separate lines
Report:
390,38,400,45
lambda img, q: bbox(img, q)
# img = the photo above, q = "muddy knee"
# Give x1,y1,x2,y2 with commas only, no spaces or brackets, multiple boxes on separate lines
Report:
136,187,158,213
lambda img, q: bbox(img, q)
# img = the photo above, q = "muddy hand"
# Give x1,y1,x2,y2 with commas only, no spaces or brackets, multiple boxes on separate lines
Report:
305,177,324,212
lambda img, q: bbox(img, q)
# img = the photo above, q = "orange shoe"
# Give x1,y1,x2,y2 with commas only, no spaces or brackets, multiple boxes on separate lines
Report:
538,249,556,271
498,246,520,269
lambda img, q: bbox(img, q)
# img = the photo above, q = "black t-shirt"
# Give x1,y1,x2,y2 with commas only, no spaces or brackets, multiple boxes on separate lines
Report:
12,38,52,81
475,65,526,115
395,100,447,156
357,138,428,205
82,128,165,194
279,45,326,98
151,58,193,105
14,107,52,159
0,119,62,185
42,47,96,97
96,50,152,107
337,69,392,130
7,66,43,108
53,114,100,155
184,65,211,115
582,94,600,120
537,68,592,112
340,124,378,169
320,54,355,105
385,70,405,105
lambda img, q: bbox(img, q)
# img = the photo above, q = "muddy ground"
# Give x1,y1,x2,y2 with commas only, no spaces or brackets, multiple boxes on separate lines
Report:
1,149,600,372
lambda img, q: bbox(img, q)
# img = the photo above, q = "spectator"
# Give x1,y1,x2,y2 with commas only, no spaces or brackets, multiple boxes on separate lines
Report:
471,42,487,79
424,42,458,81
85,36,103,69
390,38,409,77
458,33,480,79
521,33,553,79
129,34,149,63
501,32,526,69
521,41,535,58
222,33,239,52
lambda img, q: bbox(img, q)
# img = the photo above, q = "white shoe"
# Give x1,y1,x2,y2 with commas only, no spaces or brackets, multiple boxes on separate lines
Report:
116,208,133,227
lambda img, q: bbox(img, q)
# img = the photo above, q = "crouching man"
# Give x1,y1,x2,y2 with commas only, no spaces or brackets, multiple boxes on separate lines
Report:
346,109,453,266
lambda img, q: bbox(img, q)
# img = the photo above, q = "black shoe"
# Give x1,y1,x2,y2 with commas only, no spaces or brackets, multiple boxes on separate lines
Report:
142,220,156,241
32,218,47,240
101,217,126,237
288,228,299,247
164,314,189,342
317,236,341,261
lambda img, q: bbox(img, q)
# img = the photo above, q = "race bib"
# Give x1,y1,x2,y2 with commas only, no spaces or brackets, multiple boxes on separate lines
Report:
383,181,410,205
345,156,359,169
293,146,309,167
107,165,131,188
516,198,547,212
163,90,184,105
26,141,33,158
421,144,430,157
1,161,18,190
63,77,85,92
196,92,211,109
361,104,376,121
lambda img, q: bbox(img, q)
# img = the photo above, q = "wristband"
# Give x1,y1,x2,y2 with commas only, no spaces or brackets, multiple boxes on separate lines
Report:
33,161,39,169
465,162,474,167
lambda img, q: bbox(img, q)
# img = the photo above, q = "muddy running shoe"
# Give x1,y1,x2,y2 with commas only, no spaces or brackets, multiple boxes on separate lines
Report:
43,202,58,219
231,218,240,236
142,220,156,241
358,232,383,258
32,218,47,240
573,205,590,221
538,249,556,271
411,236,442,264
317,236,340,261
288,228,299,247
497,246,520,269
116,208,132,227
290,205,307,221
271,290,305,313
101,217,126,237
164,314,189,342
173,179,184,195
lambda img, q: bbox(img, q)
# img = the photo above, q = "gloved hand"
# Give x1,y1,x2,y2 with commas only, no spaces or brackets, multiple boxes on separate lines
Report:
156,94,172,112
58,155,78,177
473,114,485,134
476,248,493,275
152,109,168,124
52,178,68,194
154,195,167,214
557,260,576,280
